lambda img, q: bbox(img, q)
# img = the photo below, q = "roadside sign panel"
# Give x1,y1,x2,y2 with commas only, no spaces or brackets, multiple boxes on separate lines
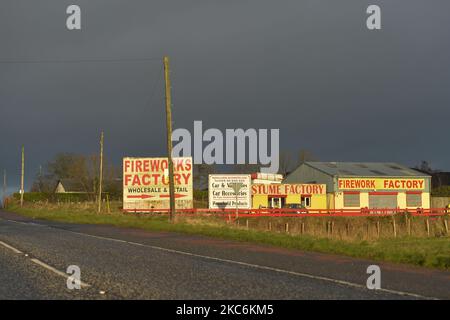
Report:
208,175,251,209
251,184,326,195
123,157,193,210
337,178,426,191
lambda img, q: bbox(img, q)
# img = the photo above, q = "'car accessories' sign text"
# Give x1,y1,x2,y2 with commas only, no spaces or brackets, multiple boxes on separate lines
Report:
208,175,251,209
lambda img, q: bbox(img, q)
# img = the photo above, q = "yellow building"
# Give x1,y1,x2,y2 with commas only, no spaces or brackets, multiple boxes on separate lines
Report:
251,183,327,209
284,162,431,210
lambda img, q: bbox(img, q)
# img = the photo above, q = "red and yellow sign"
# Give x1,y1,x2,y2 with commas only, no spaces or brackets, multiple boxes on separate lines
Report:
123,157,193,210
252,184,326,196
338,178,425,190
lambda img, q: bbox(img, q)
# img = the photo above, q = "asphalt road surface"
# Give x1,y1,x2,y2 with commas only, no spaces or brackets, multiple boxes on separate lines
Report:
0,210,449,300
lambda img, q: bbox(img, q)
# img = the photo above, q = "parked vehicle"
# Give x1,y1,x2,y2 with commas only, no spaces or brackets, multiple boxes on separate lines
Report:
283,203,308,214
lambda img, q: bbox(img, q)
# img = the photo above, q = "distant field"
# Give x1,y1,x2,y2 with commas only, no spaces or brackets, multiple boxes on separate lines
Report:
4,201,450,270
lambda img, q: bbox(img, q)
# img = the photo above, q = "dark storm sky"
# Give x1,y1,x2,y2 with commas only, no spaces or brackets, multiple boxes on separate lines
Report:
1,0,450,192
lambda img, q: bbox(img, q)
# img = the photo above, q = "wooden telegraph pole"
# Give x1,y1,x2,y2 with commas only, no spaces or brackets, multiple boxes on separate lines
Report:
163,56,176,221
98,131,104,213
20,146,25,207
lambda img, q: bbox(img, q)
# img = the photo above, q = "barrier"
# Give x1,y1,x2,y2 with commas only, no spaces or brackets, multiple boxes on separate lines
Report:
122,207,449,218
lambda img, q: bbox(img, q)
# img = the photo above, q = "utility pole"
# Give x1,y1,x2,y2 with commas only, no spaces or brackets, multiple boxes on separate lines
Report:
2,170,6,209
20,146,24,207
98,131,104,213
163,56,176,221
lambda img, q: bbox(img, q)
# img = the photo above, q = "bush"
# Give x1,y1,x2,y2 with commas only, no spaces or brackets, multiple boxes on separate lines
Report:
194,190,208,201
13,192,93,203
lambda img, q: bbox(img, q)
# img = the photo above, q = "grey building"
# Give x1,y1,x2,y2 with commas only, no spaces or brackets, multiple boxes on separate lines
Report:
284,162,431,210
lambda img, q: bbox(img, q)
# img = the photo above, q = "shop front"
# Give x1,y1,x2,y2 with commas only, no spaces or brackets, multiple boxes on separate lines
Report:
251,183,327,209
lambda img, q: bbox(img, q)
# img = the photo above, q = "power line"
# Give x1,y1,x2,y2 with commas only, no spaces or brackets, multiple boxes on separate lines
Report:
0,57,162,65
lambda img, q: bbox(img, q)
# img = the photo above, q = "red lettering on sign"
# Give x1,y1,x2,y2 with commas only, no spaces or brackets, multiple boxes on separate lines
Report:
124,160,131,173
185,158,192,171
132,175,141,186
143,160,149,172
182,173,191,184
142,174,151,185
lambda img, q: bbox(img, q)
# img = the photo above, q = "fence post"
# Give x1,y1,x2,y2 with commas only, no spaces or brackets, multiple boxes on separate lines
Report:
106,194,111,214
376,220,380,238
407,217,411,236
246,219,249,230
444,218,449,235
426,218,430,237
301,222,305,235
285,223,289,234
268,221,272,231
392,216,397,238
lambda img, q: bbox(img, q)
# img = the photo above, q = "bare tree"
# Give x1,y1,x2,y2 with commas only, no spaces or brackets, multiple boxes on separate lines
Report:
232,164,262,174
32,153,121,198
298,149,317,166
278,151,295,176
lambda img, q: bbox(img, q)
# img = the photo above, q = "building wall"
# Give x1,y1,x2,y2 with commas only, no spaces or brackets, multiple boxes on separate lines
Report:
333,191,430,210
252,195,267,208
327,193,335,209
422,193,431,209
284,163,433,210
431,196,450,208
55,183,65,193
251,194,327,209
311,194,327,209
285,194,298,204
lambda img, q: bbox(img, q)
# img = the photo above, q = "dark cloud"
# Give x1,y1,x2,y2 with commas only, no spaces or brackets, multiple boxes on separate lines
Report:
1,0,450,192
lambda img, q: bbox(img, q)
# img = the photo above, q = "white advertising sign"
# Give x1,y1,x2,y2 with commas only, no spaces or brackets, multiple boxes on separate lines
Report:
123,157,193,210
208,174,251,209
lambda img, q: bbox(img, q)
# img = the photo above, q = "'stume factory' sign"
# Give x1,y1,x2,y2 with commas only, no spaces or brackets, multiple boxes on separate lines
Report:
208,175,251,209
338,178,425,190
123,157,193,210
252,184,326,195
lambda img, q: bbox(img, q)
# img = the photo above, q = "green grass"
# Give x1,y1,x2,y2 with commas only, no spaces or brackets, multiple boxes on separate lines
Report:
5,203,450,270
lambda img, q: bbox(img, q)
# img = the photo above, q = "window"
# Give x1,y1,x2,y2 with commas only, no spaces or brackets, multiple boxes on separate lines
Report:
369,193,398,209
301,196,311,208
406,193,422,207
344,193,360,207
269,197,285,209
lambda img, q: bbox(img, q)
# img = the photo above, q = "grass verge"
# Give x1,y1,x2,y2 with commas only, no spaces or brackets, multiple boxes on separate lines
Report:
4,203,450,270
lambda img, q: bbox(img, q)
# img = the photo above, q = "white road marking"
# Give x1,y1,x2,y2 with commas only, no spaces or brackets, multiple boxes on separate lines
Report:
55,227,438,299
0,236,91,288
30,258,91,288
0,240,23,254
1,217,439,300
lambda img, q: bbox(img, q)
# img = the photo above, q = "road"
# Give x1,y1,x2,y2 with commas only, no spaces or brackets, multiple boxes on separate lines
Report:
0,210,449,300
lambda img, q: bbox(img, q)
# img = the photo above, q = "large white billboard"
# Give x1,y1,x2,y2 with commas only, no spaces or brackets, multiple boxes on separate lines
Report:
123,157,193,211
208,174,251,209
